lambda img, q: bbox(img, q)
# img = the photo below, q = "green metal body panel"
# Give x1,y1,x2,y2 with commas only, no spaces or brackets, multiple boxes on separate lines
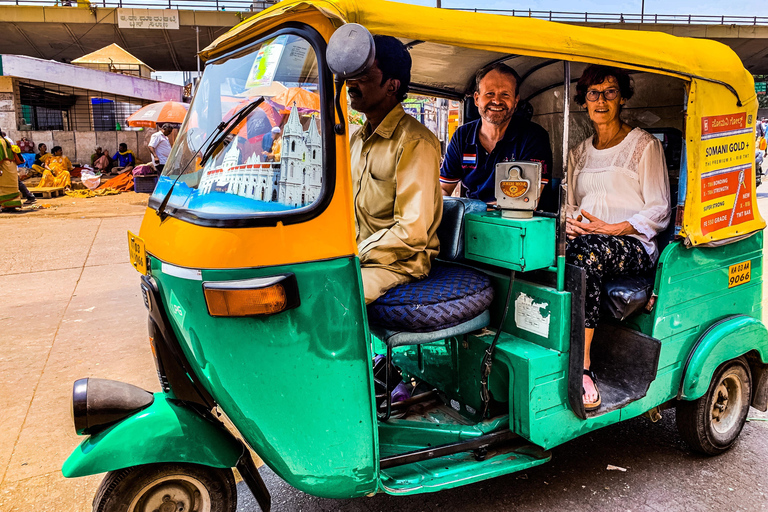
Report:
680,316,768,399
464,213,556,272
150,255,379,499
619,232,765,419
62,393,242,478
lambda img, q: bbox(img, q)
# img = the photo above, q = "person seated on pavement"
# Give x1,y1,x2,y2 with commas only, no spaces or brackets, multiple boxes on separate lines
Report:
348,35,443,304
440,63,555,212
91,147,112,173
37,146,72,190
112,143,136,174
565,64,670,411
31,143,51,176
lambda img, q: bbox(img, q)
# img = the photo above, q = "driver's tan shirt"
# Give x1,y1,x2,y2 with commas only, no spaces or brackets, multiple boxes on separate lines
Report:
350,103,442,279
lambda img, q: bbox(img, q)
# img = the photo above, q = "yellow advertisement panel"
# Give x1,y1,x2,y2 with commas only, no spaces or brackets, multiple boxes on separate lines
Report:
682,80,765,245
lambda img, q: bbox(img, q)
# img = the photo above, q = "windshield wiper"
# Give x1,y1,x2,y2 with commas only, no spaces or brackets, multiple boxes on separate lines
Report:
156,97,265,221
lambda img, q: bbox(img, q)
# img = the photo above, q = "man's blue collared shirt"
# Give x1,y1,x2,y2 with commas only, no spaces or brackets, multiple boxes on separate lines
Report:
440,116,555,211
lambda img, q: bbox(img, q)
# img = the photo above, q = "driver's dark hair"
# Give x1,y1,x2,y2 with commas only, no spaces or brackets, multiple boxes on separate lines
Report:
575,64,634,105
373,35,411,102
475,63,521,96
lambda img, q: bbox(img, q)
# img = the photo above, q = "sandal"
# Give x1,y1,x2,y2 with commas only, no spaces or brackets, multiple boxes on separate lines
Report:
583,368,602,411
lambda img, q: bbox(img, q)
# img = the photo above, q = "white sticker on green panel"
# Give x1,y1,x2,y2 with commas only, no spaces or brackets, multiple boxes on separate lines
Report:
169,290,186,328
514,293,550,338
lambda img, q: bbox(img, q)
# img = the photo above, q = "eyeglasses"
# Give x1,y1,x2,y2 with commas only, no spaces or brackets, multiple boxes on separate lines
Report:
585,88,620,102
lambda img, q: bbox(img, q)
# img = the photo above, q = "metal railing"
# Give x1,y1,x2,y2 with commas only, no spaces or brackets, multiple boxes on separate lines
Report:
446,8,768,26
0,0,766,26
0,0,277,11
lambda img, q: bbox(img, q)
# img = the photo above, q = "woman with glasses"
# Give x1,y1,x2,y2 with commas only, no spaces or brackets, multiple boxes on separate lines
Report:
565,64,671,411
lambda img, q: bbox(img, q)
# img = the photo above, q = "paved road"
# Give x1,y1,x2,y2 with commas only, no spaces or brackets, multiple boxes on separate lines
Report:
1,191,768,511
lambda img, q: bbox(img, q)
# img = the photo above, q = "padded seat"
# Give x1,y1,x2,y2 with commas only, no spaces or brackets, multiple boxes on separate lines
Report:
368,264,494,333
368,197,494,420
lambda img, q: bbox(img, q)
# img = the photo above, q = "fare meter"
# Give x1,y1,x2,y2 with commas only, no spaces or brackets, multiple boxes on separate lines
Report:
494,161,542,218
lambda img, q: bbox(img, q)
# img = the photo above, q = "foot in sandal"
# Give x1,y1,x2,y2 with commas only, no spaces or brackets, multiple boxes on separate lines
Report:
583,369,601,411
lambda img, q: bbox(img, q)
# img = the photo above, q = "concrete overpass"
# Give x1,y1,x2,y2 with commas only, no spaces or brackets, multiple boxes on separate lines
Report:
1,2,768,73
0,1,277,71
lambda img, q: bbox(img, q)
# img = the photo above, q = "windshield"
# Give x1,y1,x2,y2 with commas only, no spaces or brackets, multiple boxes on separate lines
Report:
152,33,323,217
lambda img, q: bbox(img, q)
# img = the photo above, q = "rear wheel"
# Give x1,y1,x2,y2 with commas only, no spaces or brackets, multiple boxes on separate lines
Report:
676,357,752,455
93,463,237,512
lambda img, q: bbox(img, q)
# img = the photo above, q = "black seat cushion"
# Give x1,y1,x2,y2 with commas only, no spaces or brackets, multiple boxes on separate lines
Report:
601,275,654,321
436,197,487,262
367,264,494,333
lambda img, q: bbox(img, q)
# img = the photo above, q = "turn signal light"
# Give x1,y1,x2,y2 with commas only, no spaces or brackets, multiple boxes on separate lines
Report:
203,274,300,317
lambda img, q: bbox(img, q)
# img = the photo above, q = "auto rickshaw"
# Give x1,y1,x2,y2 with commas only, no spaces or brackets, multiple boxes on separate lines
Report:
63,1,768,510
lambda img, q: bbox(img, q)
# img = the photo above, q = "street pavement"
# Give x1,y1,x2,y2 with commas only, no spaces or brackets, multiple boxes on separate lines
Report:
1,191,768,511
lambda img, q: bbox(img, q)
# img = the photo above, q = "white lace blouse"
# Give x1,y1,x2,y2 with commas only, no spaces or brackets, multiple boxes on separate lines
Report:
566,128,671,261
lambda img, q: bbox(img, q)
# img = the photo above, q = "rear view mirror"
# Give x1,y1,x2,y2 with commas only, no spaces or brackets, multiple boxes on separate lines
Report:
326,23,375,80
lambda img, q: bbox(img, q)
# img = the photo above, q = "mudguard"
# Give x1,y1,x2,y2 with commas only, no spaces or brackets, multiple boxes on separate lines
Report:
62,393,243,478
678,316,768,401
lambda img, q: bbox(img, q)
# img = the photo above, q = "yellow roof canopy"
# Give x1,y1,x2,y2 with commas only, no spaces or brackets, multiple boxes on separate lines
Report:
72,43,155,72
202,0,754,104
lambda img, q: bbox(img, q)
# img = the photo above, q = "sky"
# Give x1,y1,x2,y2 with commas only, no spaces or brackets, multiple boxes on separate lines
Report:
398,0,766,17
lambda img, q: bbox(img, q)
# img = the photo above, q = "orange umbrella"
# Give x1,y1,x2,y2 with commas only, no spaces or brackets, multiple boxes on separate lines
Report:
127,101,189,128
271,87,320,114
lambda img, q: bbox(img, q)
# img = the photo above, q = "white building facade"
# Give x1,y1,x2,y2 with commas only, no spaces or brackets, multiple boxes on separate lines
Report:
197,104,322,208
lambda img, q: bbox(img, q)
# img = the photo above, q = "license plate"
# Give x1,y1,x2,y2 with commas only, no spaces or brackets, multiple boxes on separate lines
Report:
128,231,147,275
728,260,751,288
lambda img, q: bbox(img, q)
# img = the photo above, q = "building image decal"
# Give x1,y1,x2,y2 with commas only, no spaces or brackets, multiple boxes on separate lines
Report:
197,103,322,208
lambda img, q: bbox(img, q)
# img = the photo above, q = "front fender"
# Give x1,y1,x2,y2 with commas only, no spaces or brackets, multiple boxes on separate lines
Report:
679,316,768,401
62,393,242,478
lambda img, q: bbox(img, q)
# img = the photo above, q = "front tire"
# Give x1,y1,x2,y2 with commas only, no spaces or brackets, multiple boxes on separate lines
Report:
93,463,237,512
676,357,752,455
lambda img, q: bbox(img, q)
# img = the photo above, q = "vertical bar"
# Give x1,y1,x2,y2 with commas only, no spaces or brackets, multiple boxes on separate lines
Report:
557,60,570,291
196,25,201,81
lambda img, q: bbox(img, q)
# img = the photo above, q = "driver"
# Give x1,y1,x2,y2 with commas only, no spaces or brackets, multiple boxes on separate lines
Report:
348,35,443,304
440,63,556,212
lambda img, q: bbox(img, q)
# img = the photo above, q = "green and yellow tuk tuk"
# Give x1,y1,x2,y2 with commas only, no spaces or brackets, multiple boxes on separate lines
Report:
63,1,768,510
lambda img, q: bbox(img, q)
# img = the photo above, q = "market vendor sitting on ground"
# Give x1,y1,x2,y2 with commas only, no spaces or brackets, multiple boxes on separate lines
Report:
148,124,173,172
91,147,112,173
37,146,72,189
112,143,136,174
31,143,51,175
440,63,556,212
348,35,443,304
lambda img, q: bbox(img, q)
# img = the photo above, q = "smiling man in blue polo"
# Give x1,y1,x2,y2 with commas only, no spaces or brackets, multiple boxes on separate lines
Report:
440,63,556,212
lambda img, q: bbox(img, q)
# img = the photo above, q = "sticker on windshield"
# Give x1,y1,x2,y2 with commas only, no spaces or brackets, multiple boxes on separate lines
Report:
514,293,550,338
728,260,751,288
246,35,288,88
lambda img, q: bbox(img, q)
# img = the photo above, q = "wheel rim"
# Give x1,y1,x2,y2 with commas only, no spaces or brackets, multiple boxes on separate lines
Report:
710,372,743,435
127,475,212,512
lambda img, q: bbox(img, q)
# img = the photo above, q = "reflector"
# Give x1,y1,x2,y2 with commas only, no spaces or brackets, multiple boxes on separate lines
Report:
204,285,287,316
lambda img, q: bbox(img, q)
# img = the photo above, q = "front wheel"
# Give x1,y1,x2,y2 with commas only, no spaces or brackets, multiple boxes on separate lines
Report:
93,463,237,512
676,357,752,455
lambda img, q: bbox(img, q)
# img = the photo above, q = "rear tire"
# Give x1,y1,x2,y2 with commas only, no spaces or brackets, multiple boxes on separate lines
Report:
676,357,752,455
93,463,237,512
